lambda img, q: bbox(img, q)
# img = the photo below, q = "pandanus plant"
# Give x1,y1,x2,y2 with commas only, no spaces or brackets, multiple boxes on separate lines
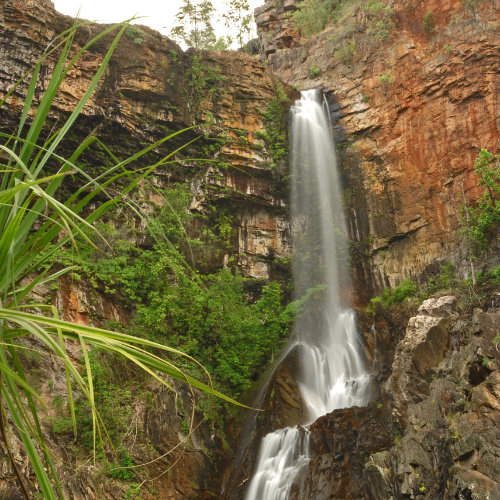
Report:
0,16,237,499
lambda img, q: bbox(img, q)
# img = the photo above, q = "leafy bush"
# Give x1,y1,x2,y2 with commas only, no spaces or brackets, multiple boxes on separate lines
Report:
363,0,394,41
288,0,339,38
109,446,136,481
259,82,290,166
366,278,417,314
422,11,436,34
309,62,322,78
125,25,147,45
334,39,356,66
427,261,459,294
379,71,395,85
392,278,417,302
464,149,500,250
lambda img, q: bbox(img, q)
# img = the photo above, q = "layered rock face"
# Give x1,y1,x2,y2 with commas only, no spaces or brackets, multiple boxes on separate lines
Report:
0,0,293,285
256,0,500,301
0,1,295,498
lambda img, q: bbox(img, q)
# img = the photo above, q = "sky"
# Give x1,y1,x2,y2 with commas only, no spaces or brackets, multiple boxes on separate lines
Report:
53,0,263,48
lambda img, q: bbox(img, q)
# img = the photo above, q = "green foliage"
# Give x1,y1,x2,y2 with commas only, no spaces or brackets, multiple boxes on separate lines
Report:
489,264,500,285
49,203,294,397
379,71,395,85
288,0,339,38
366,278,417,314
124,484,142,500
183,54,226,123
210,35,233,51
259,82,290,167
109,445,136,481
422,11,436,35
223,0,252,48
392,278,417,302
465,149,500,249
0,19,238,499
125,25,147,45
76,351,133,450
427,261,459,294
170,0,218,49
363,94,370,103
309,62,322,78
334,39,356,66
131,264,293,395
444,44,453,55
363,0,394,41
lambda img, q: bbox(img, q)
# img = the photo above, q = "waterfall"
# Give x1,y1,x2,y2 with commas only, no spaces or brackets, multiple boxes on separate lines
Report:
244,90,371,500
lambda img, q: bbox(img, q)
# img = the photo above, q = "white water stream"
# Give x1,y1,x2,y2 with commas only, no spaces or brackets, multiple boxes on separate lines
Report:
244,90,371,500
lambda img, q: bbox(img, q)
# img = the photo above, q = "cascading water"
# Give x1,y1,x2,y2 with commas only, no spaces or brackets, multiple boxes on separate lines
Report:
244,90,371,500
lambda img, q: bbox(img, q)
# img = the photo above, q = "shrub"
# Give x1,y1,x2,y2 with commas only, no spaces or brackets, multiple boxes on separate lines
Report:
366,278,417,314
465,149,500,249
379,71,395,85
364,0,394,41
427,261,459,294
125,25,147,45
392,278,417,302
334,39,356,66
309,62,322,78
288,0,339,38
109,446,136,481
422,11,436,35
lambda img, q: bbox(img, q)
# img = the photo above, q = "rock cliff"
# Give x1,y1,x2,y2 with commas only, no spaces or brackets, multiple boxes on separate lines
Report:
0,0,295,498
257,0,500,301
4,0,500,498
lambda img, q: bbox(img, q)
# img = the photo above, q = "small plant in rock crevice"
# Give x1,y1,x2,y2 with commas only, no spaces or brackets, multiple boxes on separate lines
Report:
125,25,147,45
309,62,322,78
334,39,356,66
366,277,417,314
422,11,436,35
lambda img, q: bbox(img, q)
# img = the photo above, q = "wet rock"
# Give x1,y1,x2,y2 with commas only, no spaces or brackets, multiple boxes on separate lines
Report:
288,403,397,500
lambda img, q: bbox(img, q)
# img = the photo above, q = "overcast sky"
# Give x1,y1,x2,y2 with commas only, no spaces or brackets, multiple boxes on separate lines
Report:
53,0,263,48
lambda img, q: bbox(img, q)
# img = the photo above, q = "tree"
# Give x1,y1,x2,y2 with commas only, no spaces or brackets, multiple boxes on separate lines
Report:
461,0,484,22
223,0,253,49
170,0,217,50
460,149,500,277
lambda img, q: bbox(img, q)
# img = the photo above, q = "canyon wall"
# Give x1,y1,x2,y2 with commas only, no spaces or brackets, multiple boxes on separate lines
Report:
0,0,295,498
4,0,500,498
257,0,500,302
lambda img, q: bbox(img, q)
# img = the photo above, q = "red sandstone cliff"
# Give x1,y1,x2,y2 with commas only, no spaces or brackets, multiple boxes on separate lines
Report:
258,0,500,301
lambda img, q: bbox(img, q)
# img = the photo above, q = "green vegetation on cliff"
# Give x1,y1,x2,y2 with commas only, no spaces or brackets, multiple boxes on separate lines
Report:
0,19,254,498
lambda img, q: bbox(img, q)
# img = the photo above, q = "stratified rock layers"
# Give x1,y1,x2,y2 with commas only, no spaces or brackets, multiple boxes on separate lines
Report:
261,0,500,300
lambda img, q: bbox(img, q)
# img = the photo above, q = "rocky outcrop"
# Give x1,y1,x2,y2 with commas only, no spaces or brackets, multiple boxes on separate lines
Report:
384,295,458,424
362,296,500,499
289,402,397,500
